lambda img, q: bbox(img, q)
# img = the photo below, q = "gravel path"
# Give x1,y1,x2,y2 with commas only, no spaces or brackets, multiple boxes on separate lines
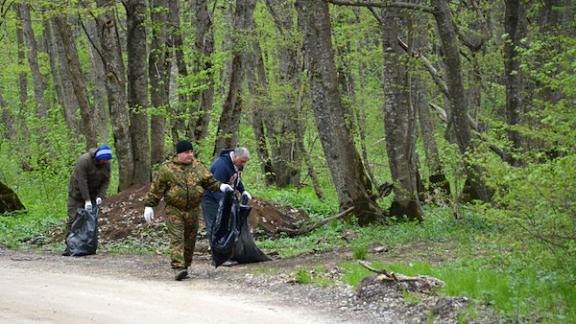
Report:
0,247,496,323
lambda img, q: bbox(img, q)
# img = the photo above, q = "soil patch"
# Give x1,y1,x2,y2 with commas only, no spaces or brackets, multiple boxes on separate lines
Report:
31,184,310,245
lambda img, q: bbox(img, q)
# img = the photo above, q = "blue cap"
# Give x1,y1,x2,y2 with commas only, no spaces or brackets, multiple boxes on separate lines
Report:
95,145,113,161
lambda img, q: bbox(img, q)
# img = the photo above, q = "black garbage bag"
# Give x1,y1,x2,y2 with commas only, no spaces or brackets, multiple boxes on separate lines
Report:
63,206,99,257
230,201,271,264
210,190,270,267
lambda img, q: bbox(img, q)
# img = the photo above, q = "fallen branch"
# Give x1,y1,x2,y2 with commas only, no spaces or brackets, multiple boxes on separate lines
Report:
359,260,397,280
359,261,444,286
324,0,434,13
275,207,355,236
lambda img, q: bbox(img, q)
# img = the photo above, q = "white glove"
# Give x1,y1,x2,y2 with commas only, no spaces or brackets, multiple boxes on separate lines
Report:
96,197,102,205
241,191,252,201
220,183,233,192
84,200,92,210
144,207,154,223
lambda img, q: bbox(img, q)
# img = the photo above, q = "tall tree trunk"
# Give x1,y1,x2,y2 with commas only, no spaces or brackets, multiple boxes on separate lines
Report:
95,0,134,191
15,6,30,146
432,0,492,203
54,14,98,150
295,81,325,201
43,17,79,134
410,6,449,196
0,90,15,141
296,0,383,225
213,0,255,156
190,0,215,143
18,3,48,120
149,0,170,164
126,0,150,183
381,8,422,220
245,40,275,186
84,16,109,144
504,0,526,165
166,0,187,143
264,0,302,187
355,53,376,186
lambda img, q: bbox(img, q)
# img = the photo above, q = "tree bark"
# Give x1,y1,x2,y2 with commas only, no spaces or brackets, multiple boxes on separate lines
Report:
380,8,422,220
18,3,48,120
43,17,79,134
213,0,255,156
504,0,526,165
0,90,15,141
95,0,134,190
166,0,187,143
126,0,151,183
149,0,170,165
245,43,275,186
54,14,98,150
296,0,383,225
190,0,216,143
432,0,492,203
84,16,109,144
15,6,30,146
264,0,303,187
410,5,449,197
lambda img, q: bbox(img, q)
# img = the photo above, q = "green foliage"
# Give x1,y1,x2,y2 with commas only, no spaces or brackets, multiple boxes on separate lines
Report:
352,244,367,260
341,255,575,322
401,290,421,305
294,267,312,284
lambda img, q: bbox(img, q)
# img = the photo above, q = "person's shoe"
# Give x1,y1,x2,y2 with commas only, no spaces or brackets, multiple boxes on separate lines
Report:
173,268,188,281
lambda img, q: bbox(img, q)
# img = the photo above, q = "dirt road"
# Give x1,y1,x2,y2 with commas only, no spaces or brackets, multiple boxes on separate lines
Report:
0,250,344,323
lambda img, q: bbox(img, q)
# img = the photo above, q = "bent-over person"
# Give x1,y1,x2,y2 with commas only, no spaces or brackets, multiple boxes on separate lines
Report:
67,145,111,231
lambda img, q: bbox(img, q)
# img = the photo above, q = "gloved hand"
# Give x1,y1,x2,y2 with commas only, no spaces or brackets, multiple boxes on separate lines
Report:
220,183,233,192
144,207,154,223
241,191,252,201
96,197,102,205
84,200,92,210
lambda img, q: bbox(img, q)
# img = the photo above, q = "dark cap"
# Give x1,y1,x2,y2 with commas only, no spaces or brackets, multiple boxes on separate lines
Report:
176,140,193,154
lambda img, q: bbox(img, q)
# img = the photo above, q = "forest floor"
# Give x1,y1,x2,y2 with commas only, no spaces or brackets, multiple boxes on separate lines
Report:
12,185,499,323
0,245,498,323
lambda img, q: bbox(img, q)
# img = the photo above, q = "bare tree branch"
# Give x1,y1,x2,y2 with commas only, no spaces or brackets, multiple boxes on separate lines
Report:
367,6,383,25
397,38,449,98
324,0,434,13
275,207,355,236
264,0,287,37
429,101,479,131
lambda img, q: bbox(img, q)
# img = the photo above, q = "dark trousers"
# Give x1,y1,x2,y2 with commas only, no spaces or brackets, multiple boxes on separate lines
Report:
202,198,219,241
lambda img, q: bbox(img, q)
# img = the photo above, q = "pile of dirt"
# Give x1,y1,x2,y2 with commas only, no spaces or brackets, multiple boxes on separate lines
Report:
97,184,310,242
98,185,164,241
27,185,310,246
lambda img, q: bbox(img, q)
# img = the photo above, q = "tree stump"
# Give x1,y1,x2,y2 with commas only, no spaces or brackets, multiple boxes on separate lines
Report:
0,180,25,214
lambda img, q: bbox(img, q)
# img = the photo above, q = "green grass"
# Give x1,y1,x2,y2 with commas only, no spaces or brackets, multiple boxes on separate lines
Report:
339,256,576,323
1,156,574,322
0,170,68,249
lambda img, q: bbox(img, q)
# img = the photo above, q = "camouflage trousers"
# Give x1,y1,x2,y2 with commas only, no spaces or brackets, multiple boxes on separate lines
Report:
165,205,200,270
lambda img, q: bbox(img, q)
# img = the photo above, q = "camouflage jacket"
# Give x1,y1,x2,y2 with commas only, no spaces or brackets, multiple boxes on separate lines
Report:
144,157,221,210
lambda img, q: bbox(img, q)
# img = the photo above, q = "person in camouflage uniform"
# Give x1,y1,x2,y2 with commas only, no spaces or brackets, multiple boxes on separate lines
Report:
143,140,232,281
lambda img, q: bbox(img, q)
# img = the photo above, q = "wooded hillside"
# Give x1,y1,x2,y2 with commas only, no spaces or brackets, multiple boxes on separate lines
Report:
0,0,574,235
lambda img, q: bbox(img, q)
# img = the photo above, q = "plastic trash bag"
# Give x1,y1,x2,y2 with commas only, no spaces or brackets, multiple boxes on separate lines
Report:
210,190,270,267
63,206,99,257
